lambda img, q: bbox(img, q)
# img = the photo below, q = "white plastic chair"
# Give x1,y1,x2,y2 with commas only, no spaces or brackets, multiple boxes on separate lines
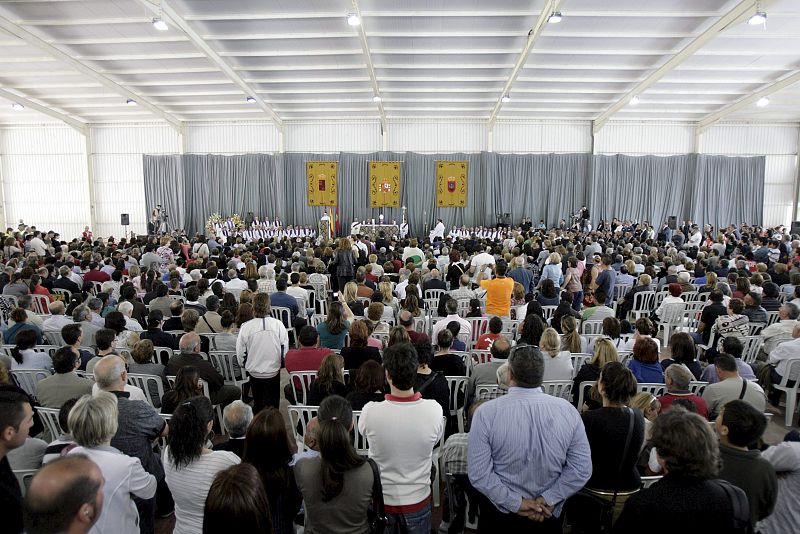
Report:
475,383,499,399
270,307,296,347
37,406,62,441
772,359,800,426
127,373,166,408
576,381,595,411
688,381,708,396
288,405,319,452
445,376,468,433
742,336,764,364
208,351,248,390
288,371,318,405
581,321,604,335
637,383,667,397
570,353,592,379
11,368,51,396
541,380,573,401
629,291,656,320
471,350,492,365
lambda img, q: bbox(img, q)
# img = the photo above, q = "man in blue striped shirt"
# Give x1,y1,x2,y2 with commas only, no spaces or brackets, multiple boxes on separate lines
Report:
468,345,591,533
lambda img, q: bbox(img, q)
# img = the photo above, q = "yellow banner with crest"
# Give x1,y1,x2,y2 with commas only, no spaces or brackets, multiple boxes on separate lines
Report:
369,161,401,208
436,160,468,207
306,161,338,206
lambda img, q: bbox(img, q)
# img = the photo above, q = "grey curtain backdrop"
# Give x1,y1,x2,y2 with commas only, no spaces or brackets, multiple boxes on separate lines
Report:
143,152,765,236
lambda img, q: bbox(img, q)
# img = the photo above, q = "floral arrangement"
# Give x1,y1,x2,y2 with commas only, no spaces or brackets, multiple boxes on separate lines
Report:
206,213,244,234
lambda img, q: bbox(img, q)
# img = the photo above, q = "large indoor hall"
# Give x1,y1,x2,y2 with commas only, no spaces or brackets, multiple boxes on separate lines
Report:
0,1,799,533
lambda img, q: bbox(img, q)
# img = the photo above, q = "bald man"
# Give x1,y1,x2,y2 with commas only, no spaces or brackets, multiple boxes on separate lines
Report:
165,332,240,407
23,455,104,534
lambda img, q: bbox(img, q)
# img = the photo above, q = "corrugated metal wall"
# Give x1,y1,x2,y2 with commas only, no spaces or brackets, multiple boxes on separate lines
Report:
492,120,592,153
0,126,89,238
285,120,381,153
700,124,799,227
0,120,795,238
387,119,487,153
90,124,180,237
595,122,697,155
185,122,280,154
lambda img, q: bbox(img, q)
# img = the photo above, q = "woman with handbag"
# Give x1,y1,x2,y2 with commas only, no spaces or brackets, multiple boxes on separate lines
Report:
566,362,645,533
294,395,382,534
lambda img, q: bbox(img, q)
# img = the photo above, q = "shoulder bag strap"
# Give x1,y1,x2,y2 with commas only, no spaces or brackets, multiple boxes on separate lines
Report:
367,458,385,516
417,372,439,394
610,408,637,507
738,378,748,400
201,315,216,333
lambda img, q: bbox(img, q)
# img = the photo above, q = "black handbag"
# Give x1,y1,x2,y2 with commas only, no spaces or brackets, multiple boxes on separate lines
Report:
367,458,388,534
569,408,636,534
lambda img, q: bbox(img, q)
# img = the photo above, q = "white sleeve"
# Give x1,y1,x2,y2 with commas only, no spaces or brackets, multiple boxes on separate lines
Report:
128,458,157,499
761,442,800,472
648,447,663,473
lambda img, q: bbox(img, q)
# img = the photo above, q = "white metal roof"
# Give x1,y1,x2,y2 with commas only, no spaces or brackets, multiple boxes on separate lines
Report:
0,0,797,128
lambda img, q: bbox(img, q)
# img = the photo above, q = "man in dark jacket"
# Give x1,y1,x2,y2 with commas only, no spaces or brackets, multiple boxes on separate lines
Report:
165,332,240,407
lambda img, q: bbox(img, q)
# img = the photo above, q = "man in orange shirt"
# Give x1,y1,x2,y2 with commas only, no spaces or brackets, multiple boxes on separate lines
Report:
477,260,515,317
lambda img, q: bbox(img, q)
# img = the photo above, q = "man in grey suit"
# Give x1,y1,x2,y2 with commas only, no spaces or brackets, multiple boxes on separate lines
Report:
36,346,94,409
72,305,101,348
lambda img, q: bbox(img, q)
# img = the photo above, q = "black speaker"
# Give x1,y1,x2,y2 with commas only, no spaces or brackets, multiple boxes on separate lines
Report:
668,216,677,230
120,213,130,225
791,221,800,236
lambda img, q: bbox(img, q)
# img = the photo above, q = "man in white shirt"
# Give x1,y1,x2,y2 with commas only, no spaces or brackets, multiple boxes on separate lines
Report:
761,303,799,354
42,300,73,333
359,343,444,532
28,232,48,256
766,324,800,404
117,301,144,332
351,220,361,236
224,269,248,293
685,227,702,249
236,293,289,413
431,298,472,341
429,218,445,242
286,272,309,311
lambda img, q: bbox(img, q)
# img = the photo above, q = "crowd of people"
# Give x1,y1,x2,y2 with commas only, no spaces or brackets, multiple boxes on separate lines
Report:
1,216,800,534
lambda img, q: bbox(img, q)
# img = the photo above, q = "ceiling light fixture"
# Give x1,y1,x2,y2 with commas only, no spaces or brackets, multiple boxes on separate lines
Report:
346,13,361,26
11,103,24,111
547,11,562,24
756,96,770,107
501,94,511,103
748,11,767,25
152,17,168,31
246,96,256,103
630,95,640,106
126,98,137,106
372,94,382,103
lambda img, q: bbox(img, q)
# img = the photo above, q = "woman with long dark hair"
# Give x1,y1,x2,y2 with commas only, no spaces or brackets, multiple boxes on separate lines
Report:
160,366,203,414
7,328,49,370
242,408,302,534
308,353,349,405
346,360,385,410
317,301,350,349
293,395,374,534
163,396,240,534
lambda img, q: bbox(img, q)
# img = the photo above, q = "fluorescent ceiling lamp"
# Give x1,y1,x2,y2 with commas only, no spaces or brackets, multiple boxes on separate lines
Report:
501,94,511,103
372,95,382,103
756,96,770,107
152,17,168,31
11,103,24,111
748,11,767,25
630,95,640,106
246,96,256,103
548,11,562,23
126,98,137,106
347,13,360,26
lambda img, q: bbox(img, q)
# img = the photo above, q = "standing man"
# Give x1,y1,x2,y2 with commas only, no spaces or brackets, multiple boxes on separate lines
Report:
477,260,515,317
236,293,289,412
580,205,590,232
359,343,444,533
430,218,445,243
468,345,591,533
594,255,617,307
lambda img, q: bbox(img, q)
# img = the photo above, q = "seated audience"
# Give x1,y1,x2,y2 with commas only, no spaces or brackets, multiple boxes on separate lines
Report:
700,336,756,384
346,360,385,410
213,400,253,458
35,346,93,409
307,353,348,406
430,329,467,376
340,320,381,374
659,332,702,379
702,354,767,419
627,337,664,383
572,338,619,411
202,463,273,533
657,363,709,418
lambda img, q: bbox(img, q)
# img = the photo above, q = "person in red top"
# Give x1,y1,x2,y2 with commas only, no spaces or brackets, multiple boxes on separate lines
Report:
657,363,709,419
283,325,333,403
83,262,110,284
398,310,430,347
475,316,504,350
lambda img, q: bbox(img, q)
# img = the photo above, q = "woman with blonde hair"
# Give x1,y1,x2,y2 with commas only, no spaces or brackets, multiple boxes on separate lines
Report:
572,338,619,410
630,392,661,441
539,251,564,287
378,280,399,319
342,281,364,316
699,271,717,293
510,282,526,307
539,327,574,381
560,315,587,354
402,292,422,318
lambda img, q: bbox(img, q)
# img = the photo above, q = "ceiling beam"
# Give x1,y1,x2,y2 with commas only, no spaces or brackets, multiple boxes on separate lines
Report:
350,0,387,131
135,0,282,128
697,70,800,131
592,0,758,134
0,87,86,134
488,0,562,129
0,12,183,131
